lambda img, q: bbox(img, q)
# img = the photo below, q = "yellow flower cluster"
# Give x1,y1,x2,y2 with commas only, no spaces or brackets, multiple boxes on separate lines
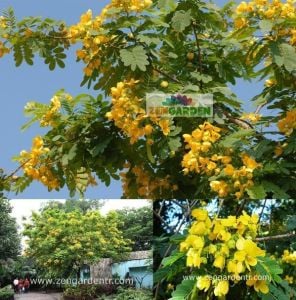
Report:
0,41,10,58
278,109,296,136
70,1,152,77
19,136,60,190
234,0,296,44
182,122,261,199
40,95,61,127
285,275,294,284
120,164,178,198
282,249,296,265
106,79,171,143
241,113,262,123
181,209,269,296
107,0,153,12
69,9,108,77
0,16,7,29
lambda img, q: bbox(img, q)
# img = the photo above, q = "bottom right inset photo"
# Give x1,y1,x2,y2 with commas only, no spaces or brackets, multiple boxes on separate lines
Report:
153,199,296,299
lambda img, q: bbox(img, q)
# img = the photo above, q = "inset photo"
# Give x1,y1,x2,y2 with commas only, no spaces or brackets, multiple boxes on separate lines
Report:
0,198,152,300
153,199,296,299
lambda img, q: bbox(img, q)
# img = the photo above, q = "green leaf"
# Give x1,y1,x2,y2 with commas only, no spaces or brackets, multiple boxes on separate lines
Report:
262,181,289,199
191,72,212,83
162,252,185,267
246,184,266,199
256,256,283,283
119,46,149,71
285,215,296,231
252,140,273,159
49,60,56,71
169,126,182,137
168,137,182,152
157,0,177,12
259,20,273,32
171,10,192,33
220,129,254,147
56,59,65,68
75,168,89,194
138,34,161,46
90,137,112,157
271,42,296,73
170,279,195,300
68,144,78,161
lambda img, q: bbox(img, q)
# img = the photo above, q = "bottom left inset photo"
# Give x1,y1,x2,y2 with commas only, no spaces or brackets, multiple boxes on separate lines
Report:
0,198,153,300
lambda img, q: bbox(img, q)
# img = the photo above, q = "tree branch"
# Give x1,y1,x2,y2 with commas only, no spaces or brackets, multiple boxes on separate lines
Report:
255,232,296,242
222,110,254,129
192,22,203,74
152,66,182,84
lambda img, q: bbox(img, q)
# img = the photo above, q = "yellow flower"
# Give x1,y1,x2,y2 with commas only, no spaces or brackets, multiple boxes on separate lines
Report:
227,260,244,275
246,276,269,294
189,221,207,235
234,17,248,29
285,275,293,284
241,113,262,123
221,216,237,227
224,164,235,176
282,249,296,265
234,239,265,270
236,1,254,14
241,153,261,171
278,109,296,136
192,208,208,221
197,276,211,291
213,255,225,271
210,180,229,197
274,144,283,156
186,248,203,267
265,78,277,87
158,119,170,135
180,235,205,252
214,280,229,297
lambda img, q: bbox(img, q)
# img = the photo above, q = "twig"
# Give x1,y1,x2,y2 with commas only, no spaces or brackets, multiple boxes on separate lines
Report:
216,199,224,218
153,209,170,230
254,103,266,115
236,199,247,217
222,110,254,129
3,158,31,181
192,22,203,74
258,199,267,223
154,200,195,300
152,66,182,84
255,232,296,242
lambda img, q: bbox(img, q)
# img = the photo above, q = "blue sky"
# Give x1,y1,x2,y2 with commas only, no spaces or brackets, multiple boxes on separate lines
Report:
0,0,263,199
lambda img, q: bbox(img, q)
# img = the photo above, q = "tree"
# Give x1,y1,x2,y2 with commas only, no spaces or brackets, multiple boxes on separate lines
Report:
0,0,295,298
116,206,153,251
23,207,131,278
0,0,293,199
0,198,20,261
40,199,104,214
0,197,21,286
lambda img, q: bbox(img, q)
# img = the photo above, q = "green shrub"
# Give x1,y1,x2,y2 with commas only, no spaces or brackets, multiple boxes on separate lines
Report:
0,285,14,300
63,284,96,300
113,287,152,300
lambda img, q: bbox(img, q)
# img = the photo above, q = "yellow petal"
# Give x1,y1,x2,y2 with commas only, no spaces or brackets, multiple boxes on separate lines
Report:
234,250,246,261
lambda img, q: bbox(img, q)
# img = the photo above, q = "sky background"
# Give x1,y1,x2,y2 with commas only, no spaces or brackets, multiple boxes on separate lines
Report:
0,0,263,199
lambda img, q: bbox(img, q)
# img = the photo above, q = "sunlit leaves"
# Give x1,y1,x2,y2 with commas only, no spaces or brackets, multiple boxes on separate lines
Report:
120,46,149,71
171,10,192,33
